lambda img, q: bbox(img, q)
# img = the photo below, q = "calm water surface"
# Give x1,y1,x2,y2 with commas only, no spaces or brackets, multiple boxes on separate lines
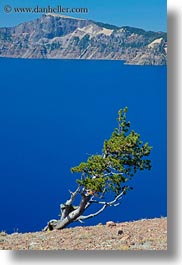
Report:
0,58,167,233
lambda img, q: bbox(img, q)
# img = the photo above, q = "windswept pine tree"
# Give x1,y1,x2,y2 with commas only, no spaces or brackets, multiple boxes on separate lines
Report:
44,107,152,231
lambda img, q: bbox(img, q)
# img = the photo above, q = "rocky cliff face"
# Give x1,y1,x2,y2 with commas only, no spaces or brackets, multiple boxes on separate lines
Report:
0,14,167,65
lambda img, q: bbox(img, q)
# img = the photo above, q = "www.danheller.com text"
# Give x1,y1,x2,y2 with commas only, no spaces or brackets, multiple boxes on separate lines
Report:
4,5,89,14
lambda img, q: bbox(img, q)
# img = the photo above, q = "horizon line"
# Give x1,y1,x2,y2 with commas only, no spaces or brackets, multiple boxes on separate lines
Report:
0,13,167,33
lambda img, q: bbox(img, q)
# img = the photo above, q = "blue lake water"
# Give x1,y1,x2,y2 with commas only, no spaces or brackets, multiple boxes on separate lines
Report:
0,58,167,233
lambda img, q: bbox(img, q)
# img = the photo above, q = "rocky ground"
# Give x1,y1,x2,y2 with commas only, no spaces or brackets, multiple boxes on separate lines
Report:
0,218,167,250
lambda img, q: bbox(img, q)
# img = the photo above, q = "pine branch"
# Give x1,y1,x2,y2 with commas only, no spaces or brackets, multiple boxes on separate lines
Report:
75,188,127,222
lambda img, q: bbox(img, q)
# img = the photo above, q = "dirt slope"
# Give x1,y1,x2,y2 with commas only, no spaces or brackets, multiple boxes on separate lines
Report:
0,218,167,250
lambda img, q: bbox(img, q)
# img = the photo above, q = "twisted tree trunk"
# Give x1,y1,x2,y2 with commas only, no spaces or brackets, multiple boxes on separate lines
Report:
43,187,127,231
43,190,91,231
55,193,91,229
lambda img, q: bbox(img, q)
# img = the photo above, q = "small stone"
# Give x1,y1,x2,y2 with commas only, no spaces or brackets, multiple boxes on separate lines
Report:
106,221,116,227
0,232,7,236
117,230,124,236
28,242,40,250
120,235,130,242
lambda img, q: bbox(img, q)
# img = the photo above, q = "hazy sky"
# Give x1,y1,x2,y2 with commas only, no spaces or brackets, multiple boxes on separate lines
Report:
0,0,167,31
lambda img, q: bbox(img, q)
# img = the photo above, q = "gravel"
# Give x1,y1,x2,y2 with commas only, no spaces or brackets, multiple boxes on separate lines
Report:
0,217,167,250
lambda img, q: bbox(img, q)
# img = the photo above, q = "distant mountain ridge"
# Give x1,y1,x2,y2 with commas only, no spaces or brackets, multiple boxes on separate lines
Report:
0,14,167,65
